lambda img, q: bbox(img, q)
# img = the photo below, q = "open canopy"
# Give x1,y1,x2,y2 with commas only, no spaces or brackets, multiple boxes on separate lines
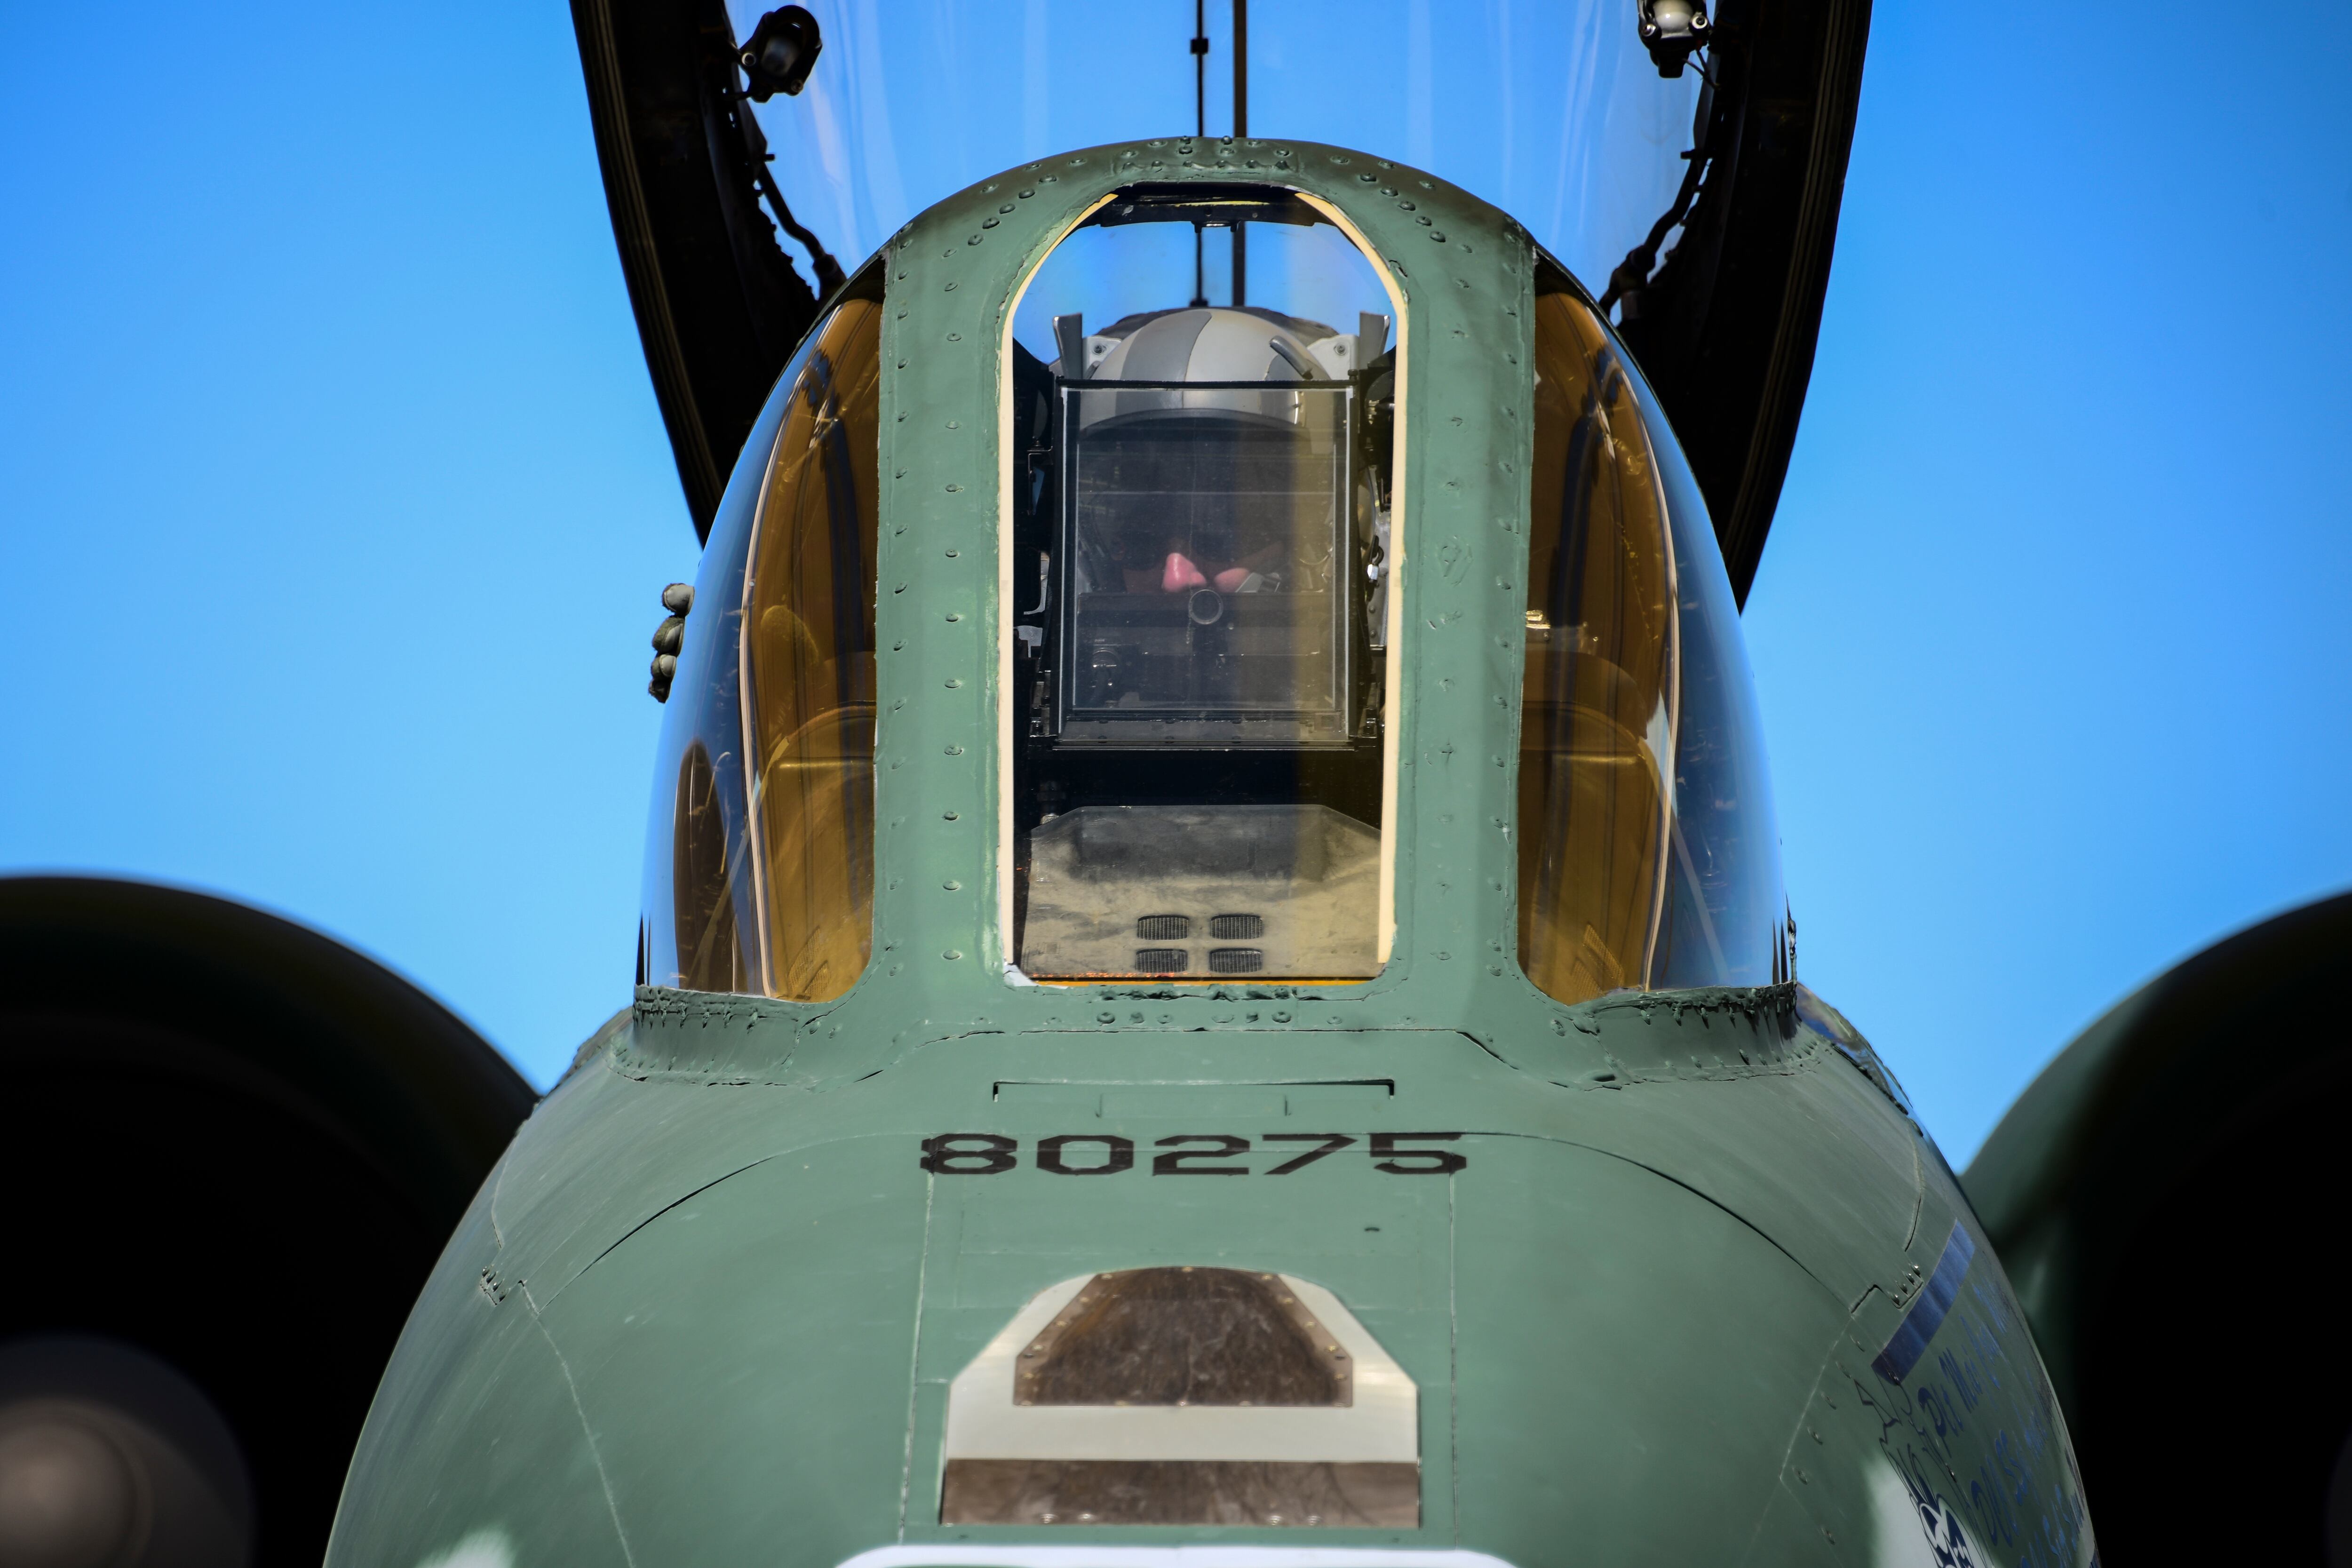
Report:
571,0,1869,602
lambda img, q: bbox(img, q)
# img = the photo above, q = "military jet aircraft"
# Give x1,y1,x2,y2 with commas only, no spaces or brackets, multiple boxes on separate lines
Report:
4,4,2344,1567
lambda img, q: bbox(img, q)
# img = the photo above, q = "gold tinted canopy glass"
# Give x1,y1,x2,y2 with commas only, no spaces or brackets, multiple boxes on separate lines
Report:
644,290,882,1000
744,297,882,1002
1516,276,1789,1004
1518,290,1677,1005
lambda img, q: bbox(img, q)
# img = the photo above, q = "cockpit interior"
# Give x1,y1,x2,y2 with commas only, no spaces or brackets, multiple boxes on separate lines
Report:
1006,188,1397,981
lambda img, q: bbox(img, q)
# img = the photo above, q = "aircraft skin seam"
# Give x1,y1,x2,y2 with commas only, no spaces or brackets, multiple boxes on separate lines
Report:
621,984,1813,1036
487,1148,512,1252
621,985,1826,1082
1468,1128,1845,1305
529,1121,1857,1324
542,1156,783,1305
519,1280,641,1568
1738,1333,1848,1568
623,977,1829,1038
1446,1174,1460,1544
1903,1133,1923,1251
503,1102,1889,1347
898,1169,937,1539
614,1012,1836,1094
1463,1027,1842,1092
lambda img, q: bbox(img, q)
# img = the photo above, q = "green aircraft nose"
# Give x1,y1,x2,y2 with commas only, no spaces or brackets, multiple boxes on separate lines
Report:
330,1016,2081,1568
327,143,2091,1568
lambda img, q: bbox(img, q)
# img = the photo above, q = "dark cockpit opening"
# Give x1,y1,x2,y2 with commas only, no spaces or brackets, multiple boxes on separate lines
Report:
1007,189,1397,980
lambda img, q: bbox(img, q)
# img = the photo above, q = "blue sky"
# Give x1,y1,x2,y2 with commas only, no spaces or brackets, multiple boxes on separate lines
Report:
3,2,2345,1161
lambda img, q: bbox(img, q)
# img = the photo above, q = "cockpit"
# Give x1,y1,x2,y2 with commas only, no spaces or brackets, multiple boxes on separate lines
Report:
1006,189,1396,980
638,171,1787,1008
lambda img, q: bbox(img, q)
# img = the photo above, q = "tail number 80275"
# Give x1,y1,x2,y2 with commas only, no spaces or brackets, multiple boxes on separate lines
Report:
917,1132,1466,1176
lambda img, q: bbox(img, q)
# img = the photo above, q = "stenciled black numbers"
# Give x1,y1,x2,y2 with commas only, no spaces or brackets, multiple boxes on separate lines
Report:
920,1130,1464,1176
919,1133,1018,1174
1263,1132,1356,1173
1368,1131,1467,1174
1152,1135,1252,1176
1035,1134,1135,1175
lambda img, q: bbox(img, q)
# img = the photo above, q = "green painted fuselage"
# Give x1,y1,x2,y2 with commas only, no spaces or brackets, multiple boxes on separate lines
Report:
326,143,2093,1568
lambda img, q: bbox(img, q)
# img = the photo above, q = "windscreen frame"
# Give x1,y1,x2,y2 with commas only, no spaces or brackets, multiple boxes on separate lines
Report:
994,183,1411,984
